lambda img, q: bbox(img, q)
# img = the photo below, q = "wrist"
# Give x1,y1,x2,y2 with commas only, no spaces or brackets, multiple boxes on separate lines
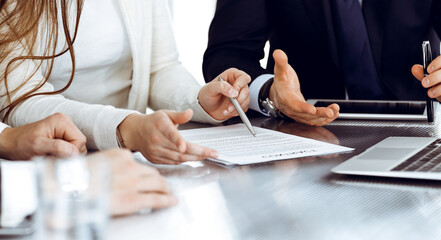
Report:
258,78,274,110
117,114,142,151
0,127,14,159
259,78,284,118
269,83,276,105
197,86,223,121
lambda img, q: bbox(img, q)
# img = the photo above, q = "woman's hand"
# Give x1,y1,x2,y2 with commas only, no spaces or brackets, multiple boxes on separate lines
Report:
0,113,87,160
198,68,251,121
118,110,218,165
88,149,178,216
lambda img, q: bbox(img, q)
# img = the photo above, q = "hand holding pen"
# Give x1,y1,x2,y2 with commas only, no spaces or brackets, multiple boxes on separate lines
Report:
198,68,253,124
411,42,441,122
412,42,441,102
219,75,256,136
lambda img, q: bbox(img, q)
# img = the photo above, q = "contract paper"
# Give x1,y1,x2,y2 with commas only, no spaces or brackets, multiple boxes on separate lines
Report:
180,124,354,165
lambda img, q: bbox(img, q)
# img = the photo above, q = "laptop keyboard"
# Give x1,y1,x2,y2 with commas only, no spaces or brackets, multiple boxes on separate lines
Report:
392,139,441,172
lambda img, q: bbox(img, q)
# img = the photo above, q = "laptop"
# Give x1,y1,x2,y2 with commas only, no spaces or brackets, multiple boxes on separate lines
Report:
332,137,441,180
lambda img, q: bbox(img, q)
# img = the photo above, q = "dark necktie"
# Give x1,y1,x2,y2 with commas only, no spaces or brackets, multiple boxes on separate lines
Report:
331,0,387,99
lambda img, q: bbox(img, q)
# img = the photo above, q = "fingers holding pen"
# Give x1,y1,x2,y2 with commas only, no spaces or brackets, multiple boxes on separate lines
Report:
421,69,441,88
415,63,441,100
220,68,251,90
412,64,425,81
198,68,251,121
236,85,250,106
223,86,250,116
427,55,441,74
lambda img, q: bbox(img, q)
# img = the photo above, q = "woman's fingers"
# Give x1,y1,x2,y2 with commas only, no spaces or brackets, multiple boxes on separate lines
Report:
239,95,250,112
37,138,79,158
216,68,251,99
205,79,238,98
225,93,250,117
185,142,218,158
223,104,235,116
154,146,207,163
219,80,239,98
165,109,193,125
133,164,161,177
111,192,177,217
159,110,194,153
220,68,251,85
137,175,172,194
147,138,216,164
161,123,187,153
136,193,178,210
47,113,87,154
231,73,251,91
236,86,250,106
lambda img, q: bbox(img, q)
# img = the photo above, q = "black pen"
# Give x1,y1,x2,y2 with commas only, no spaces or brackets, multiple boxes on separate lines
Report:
423,41,434,123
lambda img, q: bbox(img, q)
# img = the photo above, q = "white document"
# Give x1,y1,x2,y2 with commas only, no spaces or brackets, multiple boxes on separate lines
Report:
180,124,354,165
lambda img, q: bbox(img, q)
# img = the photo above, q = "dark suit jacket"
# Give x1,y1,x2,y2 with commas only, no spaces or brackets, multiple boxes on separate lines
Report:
203,0,441,100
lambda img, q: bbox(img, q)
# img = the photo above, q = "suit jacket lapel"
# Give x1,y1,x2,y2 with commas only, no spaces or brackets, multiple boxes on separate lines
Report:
362,0,392,74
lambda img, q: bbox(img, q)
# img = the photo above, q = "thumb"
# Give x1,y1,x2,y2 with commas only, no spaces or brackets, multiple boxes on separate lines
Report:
273,49,290,73
166,109,193,125
411,64,425,81
39,138,80,158
273,49,301,89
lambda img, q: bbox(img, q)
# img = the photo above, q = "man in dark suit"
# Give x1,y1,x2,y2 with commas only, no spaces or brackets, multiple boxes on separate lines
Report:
203,0,441,126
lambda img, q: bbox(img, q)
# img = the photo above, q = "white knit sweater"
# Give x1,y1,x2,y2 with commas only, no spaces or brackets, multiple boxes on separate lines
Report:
0,0,220,150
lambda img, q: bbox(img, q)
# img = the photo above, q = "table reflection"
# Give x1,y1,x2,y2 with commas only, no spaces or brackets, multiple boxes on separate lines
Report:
110,117,441,240
259,118,340,145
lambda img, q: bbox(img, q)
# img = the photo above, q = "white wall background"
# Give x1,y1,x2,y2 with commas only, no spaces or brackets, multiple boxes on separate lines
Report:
169,0,217,85
169,0,269,85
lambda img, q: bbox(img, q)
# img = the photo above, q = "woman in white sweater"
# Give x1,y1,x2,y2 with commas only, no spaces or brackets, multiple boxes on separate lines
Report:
0,0,251,164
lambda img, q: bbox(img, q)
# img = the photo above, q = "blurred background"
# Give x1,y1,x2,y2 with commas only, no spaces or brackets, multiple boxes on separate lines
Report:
169,0,269,85
169,0,217,85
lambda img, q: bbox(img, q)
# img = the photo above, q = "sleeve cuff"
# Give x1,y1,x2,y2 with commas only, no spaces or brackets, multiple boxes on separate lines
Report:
249,74,274,116
186,86,223,125
0,123,9,135
93,109,140,150
1,161,37,227
192,101,223,125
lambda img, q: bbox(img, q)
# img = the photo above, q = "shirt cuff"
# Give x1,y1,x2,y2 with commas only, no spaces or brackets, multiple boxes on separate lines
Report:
1,161,37,227
94,109,140,150
249,74,274,116
0,123,9,135
186,85,223,125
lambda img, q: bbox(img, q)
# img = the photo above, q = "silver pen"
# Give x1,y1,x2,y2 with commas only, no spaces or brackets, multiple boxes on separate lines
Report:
219,76,256,136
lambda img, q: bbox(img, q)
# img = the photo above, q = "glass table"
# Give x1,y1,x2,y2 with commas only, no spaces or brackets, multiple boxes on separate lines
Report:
109,115,441,240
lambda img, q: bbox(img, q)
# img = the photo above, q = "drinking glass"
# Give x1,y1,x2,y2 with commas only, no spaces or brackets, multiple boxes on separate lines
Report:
37,155,110,240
